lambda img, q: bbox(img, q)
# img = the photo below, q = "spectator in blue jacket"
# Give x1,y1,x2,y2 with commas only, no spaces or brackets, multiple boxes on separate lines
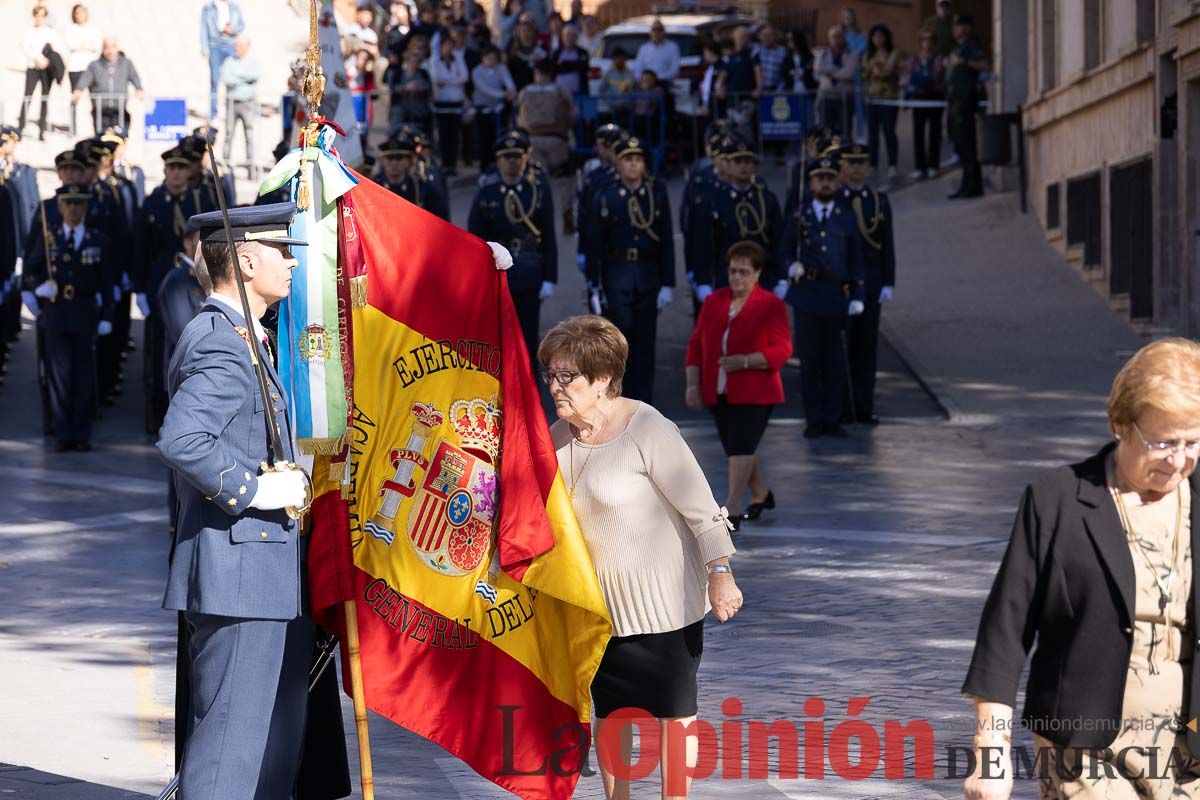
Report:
200,0,246,120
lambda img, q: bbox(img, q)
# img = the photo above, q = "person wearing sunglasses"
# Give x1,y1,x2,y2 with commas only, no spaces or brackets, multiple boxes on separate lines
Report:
538,314,741,800
963,338,1200,799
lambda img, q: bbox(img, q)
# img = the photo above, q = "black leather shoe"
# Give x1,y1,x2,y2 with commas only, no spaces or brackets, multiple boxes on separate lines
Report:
804,425,824,439
959,188,984,198
729,515,741,532
743,490,776,521
825,425,850,438
857,413,880,426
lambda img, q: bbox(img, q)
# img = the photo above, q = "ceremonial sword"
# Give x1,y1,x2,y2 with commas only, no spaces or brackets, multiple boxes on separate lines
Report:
205,141,312,521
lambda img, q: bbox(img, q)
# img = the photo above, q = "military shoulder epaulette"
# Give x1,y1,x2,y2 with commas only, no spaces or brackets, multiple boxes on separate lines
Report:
477,172,500,188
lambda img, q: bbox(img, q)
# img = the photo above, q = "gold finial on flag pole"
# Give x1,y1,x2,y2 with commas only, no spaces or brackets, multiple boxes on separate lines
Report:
296,0,325,210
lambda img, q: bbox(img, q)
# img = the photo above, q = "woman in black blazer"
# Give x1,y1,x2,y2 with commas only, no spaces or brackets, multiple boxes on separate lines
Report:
963,338,1200,800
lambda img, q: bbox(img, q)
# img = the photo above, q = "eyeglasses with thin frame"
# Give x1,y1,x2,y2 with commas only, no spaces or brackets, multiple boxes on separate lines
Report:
540,369,582,387
1131,422,1200,458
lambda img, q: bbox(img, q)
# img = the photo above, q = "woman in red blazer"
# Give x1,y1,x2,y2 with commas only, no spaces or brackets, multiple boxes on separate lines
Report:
685,241,793,530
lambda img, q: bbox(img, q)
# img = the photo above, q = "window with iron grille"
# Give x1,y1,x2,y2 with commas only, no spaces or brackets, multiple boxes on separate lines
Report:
1046,182,1061,230
1066,173,1102,268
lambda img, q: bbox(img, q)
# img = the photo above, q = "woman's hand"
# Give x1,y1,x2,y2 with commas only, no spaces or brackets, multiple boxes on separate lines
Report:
962,743,1012,800
685,385,702,411
708,573,743,622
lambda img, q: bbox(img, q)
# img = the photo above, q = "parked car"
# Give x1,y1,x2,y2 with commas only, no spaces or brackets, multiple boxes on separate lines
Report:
587,11,757,115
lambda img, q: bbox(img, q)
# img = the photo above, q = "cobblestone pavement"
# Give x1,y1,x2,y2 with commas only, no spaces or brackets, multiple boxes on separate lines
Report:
0,161,1144,800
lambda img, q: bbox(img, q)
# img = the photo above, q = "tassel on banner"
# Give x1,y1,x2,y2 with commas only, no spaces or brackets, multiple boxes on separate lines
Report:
349,276,368,309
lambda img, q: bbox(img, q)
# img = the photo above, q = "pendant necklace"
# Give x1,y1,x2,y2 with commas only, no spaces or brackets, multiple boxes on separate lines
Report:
568,413,608,500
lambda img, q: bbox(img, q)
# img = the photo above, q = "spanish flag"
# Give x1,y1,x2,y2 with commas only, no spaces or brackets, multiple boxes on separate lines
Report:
307,174,612,799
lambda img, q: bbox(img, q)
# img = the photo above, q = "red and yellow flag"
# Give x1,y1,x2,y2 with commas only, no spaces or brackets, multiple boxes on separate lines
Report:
307,175,612,799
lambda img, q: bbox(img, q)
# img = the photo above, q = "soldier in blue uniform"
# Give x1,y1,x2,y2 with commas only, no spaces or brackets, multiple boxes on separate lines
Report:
783,126,840,222
781,155,866,438
693,135,785,302
157,224,206,374
375,131,450,220
186,126,236,208
20,184,118,452
468,130,557,362
680,124,731,314
159,201,348,799
104,126,146,206
574,123,623,280
838,143,895,425
0,126,40,257
587,134,674,403
136,146,204,434
0,126,39,373
410,126,449,202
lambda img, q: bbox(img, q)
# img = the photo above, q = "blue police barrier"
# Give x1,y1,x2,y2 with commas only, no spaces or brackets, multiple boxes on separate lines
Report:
144,98,189,142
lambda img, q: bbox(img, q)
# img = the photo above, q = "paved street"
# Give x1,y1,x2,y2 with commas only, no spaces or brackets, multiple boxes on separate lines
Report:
0,153,1148,800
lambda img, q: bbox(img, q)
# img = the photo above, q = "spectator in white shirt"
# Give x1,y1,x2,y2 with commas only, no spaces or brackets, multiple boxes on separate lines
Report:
578,15,602,58
345,4,380,57
65,4,101,133
431,34,469,174
634,18,680,82
471,44,516,168
21,5,62,140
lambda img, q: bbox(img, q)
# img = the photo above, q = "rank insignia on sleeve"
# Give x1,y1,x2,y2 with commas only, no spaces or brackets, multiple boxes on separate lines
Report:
227,497,238,506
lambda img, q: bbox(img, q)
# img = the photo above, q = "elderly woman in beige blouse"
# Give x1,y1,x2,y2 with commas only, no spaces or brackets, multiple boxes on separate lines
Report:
538,315,742,800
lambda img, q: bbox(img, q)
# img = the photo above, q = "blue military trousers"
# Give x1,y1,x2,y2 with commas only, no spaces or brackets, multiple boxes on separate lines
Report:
180,612,313,800
602,261,659,403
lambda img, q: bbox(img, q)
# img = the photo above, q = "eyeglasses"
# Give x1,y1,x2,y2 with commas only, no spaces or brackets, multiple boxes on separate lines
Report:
540,369,582,387
1131,422,1200,458
727,266,756,277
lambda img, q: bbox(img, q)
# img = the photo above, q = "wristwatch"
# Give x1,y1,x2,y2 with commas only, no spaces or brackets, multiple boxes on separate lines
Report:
708,564,733,575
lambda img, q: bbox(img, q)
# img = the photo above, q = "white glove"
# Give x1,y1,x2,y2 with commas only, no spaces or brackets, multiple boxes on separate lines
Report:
879,286,894,303
539,281,555,300
22,291,40,318
575,254,587,273
787,262,806,280
656,286,673,311
34,281,57,301
96,320,113,336
589,291,602,316
112,285,122,302
487,241,513,271
696,284,713,302
848,299,865,317
773,280,789,300
136,293,151,317
13,257,22,277
249,469,308,510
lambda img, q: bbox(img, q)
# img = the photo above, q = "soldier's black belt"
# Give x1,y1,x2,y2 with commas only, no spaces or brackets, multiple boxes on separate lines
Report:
610,247,659,263
509,237,541,256
804,268,851,297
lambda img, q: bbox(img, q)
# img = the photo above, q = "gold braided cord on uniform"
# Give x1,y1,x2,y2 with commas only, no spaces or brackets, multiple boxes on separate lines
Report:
735,184,767,239
0,160,11,184
851,188,883,251
503,173,541,238
627,179,659,242
172,194,187,237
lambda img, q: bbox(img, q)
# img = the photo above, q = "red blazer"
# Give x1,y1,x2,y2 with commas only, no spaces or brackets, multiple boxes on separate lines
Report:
685,285,793,406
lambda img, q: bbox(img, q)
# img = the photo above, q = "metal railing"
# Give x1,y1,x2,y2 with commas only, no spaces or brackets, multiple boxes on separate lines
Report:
573,92,669,173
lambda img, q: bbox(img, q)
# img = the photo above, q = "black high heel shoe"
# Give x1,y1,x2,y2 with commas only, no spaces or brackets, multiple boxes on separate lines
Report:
742,490,776,521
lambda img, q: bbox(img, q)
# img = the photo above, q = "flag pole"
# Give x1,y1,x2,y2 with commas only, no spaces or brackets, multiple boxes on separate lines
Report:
343,600,374,799
297,3,374,795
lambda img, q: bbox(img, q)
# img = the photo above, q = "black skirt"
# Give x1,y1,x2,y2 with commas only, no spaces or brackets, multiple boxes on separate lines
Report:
592,620,704,719
709,396,773,457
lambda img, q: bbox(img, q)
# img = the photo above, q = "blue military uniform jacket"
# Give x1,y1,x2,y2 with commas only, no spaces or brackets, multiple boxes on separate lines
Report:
23,224,117,332
781,198,866,317
158,298,303,621
378,172,449,220
841,184,896,299
157,257,205,373
575,158,615,275
694,177,783,288
468,169,557,295
134,186,202,298
680,159,719,280
587,176,675,290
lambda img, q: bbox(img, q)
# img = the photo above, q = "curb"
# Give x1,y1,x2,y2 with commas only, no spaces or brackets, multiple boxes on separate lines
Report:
879,319,961,423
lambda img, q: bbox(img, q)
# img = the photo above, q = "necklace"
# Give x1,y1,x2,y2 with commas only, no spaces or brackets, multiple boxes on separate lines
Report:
568,412,608,500
1109,457,1184,615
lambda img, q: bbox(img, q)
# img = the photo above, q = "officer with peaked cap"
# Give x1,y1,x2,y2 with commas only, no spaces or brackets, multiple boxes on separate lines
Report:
587,134,675,402
103,126,146,205
21,184,118,452
159,200,348,800
693,134,784,303
376,130,449,219
135,146,205,433
574,123,623,285
780,155,866,439
837,142,895,425
468,130,557,361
